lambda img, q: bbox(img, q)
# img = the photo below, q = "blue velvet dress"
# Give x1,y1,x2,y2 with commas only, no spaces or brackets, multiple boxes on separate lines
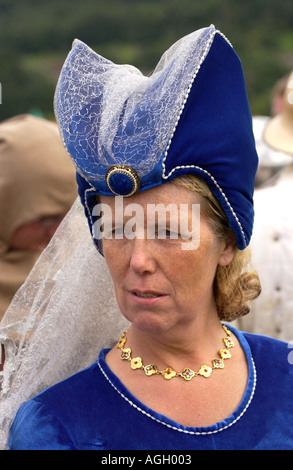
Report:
9,326,293,450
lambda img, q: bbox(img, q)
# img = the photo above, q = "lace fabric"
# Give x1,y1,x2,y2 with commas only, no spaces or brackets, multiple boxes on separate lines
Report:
0,198,129,449
54,26,215,182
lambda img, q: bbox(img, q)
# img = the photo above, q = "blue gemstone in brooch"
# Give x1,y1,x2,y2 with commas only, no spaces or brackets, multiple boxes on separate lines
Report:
105,165,141,197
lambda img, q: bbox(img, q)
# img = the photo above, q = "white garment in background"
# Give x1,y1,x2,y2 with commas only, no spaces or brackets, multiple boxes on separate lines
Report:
238,166,293,341
253,116,292,186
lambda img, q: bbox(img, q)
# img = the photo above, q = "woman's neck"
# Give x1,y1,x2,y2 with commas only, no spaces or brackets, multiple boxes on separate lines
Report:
124,313,225,373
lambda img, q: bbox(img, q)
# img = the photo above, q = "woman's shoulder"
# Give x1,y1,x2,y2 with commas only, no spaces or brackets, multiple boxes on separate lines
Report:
238,328,293,376
30,351,110,407
241,328,290,352
9,352,110,450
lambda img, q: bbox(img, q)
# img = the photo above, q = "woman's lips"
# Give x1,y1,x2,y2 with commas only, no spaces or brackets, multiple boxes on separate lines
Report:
129,290,168,304
133,291,162,298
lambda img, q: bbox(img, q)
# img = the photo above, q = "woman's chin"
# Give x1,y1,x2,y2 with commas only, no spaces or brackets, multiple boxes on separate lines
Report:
121,309,176,335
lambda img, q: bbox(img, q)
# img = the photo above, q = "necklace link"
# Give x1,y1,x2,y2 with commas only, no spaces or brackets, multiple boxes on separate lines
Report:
117,324,234,381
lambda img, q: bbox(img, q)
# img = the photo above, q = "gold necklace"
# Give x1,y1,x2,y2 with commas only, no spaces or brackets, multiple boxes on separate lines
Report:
116,324,234,381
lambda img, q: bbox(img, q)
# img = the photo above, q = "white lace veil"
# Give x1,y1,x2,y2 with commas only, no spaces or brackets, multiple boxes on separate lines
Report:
55,26,218,184
0,197,129,449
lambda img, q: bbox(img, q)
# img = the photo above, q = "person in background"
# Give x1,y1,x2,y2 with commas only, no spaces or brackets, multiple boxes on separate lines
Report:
0,114,77,321
270,73,289,117
253,73,292,187
237,72,293,341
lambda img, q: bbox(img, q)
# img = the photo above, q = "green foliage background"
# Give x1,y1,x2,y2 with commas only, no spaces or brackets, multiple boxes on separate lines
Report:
1,0,293,120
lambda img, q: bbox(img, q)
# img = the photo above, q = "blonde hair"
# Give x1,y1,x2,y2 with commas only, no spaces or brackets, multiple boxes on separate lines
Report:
172,175,261,322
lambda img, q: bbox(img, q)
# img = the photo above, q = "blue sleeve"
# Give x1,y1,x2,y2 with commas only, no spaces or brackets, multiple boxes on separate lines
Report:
9,399,76,450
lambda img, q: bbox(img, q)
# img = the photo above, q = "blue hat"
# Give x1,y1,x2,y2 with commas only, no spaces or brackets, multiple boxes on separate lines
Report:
54,25,258,251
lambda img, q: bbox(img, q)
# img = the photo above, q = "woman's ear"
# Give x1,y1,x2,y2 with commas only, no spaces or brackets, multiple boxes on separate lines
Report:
218,234,236,267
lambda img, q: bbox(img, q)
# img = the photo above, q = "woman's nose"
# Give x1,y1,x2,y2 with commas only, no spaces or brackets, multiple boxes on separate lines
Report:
129,238,157,275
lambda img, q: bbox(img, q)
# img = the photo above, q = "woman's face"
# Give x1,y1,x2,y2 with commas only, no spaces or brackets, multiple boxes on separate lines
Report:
100,183,234,333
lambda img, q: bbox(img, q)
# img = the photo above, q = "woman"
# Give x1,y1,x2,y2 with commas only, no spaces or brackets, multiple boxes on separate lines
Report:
5,25,293,450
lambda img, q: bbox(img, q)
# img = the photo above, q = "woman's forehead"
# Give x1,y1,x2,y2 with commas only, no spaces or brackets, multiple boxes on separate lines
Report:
100,181,197,206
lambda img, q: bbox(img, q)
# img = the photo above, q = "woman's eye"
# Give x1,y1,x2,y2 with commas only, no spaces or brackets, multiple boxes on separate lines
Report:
157,228,179,239
102,225,124,239
113,226,124,236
